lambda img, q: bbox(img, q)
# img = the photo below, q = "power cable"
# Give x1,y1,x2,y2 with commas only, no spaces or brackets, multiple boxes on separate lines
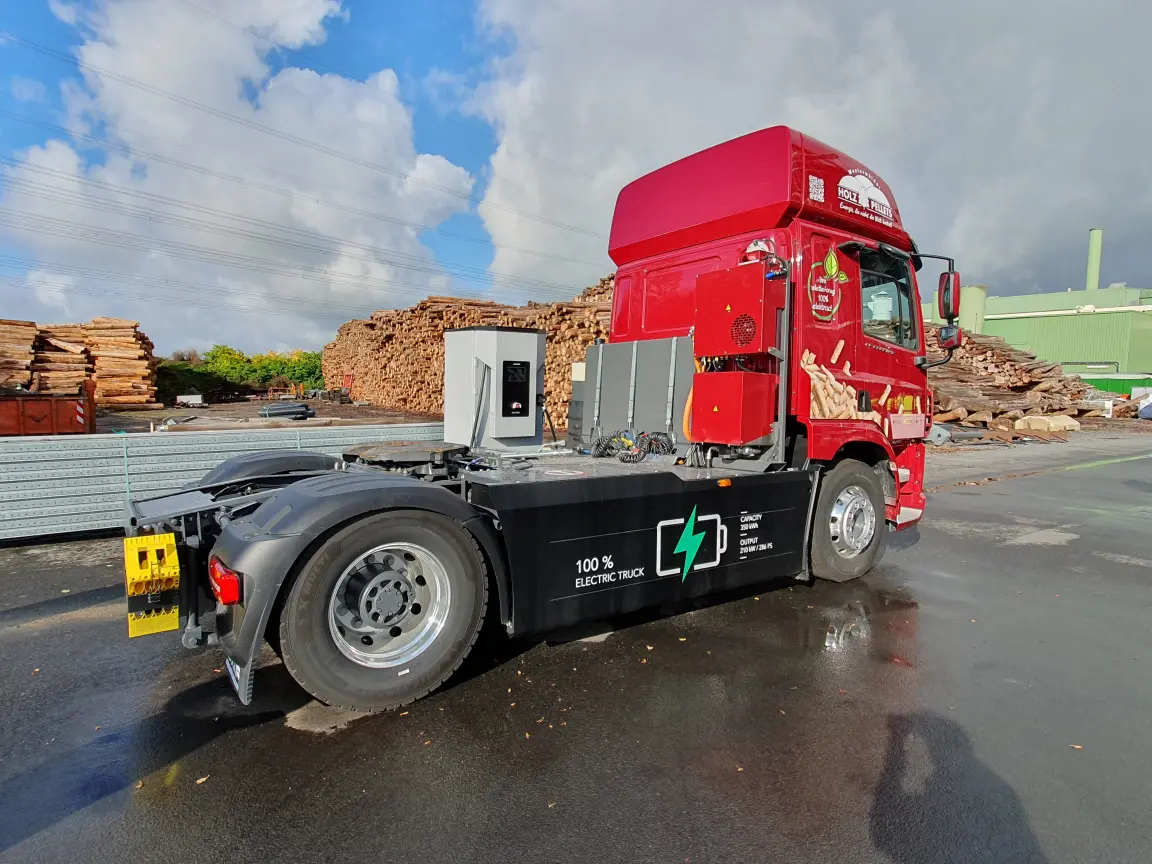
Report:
0,110,608,270
0,165,583,298
0,29,607,239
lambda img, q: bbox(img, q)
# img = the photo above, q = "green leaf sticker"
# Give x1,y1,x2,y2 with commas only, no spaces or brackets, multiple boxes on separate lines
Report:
823,249,839,278
838,271,849,283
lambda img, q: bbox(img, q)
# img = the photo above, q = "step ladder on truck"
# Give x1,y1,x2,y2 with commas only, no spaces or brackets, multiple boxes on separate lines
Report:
122,126,962,710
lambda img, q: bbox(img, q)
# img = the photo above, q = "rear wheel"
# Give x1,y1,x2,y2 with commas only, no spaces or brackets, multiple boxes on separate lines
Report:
278,510,487,710
809,459,886,583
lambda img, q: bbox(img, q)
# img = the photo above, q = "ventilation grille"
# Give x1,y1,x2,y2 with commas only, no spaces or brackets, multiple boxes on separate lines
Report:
730,314,757,348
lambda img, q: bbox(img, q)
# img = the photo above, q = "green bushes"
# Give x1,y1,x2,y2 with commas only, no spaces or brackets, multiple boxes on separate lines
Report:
198,346,325,389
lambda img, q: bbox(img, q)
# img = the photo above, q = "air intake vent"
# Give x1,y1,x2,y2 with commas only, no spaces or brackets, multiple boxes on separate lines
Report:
730,314,757,348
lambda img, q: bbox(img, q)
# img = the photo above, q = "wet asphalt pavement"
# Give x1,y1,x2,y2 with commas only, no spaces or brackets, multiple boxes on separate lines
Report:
2,438,1151,863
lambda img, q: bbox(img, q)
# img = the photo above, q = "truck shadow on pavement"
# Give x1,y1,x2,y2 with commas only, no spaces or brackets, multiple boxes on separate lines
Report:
0,664,311,854
871,711,1050,864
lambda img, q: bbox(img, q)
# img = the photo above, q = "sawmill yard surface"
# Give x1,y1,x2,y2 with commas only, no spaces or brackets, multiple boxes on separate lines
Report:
94,399,436,433
1,431,1151,862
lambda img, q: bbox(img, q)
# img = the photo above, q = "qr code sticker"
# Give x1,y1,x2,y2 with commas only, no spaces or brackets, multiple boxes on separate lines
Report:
808,175,825,202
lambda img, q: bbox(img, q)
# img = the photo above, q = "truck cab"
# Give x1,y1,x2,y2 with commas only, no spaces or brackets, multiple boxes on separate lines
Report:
607,126,960,541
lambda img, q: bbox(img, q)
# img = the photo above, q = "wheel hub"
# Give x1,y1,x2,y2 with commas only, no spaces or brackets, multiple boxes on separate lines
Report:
828,485,876,558
328,543,451,669
356,571,412,626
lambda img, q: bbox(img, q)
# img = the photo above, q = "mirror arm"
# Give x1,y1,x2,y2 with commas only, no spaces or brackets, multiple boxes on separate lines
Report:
916,347,955,370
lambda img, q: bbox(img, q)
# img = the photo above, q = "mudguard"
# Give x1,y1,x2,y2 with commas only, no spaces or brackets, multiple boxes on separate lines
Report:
209,472,508,702
186,450,340,490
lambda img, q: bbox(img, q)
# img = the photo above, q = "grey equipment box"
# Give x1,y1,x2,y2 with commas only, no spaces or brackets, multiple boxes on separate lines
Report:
581,337,694,445
444,326,546,450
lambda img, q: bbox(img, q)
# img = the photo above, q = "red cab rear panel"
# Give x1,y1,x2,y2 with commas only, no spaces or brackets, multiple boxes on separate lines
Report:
694,262,787,357
690,371,777,445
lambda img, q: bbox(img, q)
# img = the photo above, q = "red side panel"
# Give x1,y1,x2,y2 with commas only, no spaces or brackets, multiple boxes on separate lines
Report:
691,372,777,445
694,262,787,358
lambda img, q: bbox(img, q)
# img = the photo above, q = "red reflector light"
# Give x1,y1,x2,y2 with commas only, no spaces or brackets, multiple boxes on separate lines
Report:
208,556,242,606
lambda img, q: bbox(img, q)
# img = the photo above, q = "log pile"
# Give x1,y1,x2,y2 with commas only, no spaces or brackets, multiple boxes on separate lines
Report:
0,318,37,389
85,318,159,407
32,325,92,395
925,327,1100,426
323,276,1139,431
323,284,613,420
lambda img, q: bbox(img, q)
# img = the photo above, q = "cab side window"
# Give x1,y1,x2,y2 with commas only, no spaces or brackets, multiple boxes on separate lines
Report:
860,251,918,351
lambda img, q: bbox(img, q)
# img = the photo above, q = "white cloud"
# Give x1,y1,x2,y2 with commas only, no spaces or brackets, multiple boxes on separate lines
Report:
10,77,47,103
0,0,474,353
48,0,79,26
26,269,75,314
473,0,1152,295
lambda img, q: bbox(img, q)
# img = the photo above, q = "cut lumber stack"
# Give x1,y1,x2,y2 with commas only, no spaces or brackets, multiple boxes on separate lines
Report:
31,325,92,395
0,318,37,389
85,317,159,407
322,279,614,421
925,327,1099,426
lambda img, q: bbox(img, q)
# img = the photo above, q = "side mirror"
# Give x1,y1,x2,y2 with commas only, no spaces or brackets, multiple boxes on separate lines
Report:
937,324,962,350
937,272,961,322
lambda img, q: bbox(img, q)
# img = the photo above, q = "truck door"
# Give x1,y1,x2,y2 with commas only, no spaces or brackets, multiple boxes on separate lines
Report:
794,226,860,424
854,248,928,439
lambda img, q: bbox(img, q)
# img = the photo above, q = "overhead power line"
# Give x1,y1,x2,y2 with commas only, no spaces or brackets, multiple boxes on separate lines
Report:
0,273,356,322
0,30,608,240
0,209,576,306
0,109,608,271
0,254,405,317
0,161,583,298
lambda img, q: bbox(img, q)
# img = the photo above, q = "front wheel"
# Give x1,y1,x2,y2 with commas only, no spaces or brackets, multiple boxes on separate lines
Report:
809,459,886,583
278,510,488,710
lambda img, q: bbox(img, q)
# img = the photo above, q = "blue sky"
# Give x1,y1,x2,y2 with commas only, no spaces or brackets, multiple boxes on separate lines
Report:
0,0,503,279
0,0,547,350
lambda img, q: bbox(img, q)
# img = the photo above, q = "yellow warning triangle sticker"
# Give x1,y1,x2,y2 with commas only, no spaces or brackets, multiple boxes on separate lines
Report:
712,405,719,412
725,304,731,312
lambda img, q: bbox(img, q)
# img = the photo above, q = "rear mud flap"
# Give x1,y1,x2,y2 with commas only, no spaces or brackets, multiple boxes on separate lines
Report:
226,657,254,705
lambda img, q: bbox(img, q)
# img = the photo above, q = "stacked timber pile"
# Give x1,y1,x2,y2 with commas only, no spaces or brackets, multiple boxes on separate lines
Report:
85,317,159,407
324,276,1140,430
323,284,612,420
0,318,37,389
577,275,615,303
925,327,1101,427
32,324,92,394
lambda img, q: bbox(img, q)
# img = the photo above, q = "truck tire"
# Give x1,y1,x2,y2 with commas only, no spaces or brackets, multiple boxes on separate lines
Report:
277,510,488,711
809,459,886,583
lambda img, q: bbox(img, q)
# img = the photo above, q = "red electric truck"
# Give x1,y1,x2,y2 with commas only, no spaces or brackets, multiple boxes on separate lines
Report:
123,126,961,710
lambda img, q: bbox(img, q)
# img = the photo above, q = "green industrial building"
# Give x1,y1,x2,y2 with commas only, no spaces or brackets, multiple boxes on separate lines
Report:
923,230,1152,395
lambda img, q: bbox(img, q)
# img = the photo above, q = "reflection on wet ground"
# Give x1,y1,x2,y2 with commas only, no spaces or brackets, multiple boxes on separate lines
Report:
4,452,1152,861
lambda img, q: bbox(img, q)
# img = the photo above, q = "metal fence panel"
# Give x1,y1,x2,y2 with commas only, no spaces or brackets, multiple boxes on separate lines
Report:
0,423,444,541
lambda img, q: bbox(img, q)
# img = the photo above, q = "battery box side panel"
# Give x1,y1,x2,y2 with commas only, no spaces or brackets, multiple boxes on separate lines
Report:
477,470,813,635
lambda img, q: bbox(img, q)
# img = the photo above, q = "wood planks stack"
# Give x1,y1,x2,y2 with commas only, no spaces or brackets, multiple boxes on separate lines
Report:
323,277,614,421
924,326,1101,427
32,324,92,394
85,317,159,407
0,319,37,389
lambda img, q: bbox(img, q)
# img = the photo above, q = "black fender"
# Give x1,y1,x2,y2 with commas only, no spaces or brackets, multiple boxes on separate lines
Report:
185,450,340,491
210,472,509,696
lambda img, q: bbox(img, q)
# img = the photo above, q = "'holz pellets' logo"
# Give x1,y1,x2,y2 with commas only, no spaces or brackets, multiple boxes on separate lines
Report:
656,506,728,579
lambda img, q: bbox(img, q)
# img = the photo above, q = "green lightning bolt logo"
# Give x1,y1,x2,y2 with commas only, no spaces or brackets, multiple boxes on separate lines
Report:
674,505,706,582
